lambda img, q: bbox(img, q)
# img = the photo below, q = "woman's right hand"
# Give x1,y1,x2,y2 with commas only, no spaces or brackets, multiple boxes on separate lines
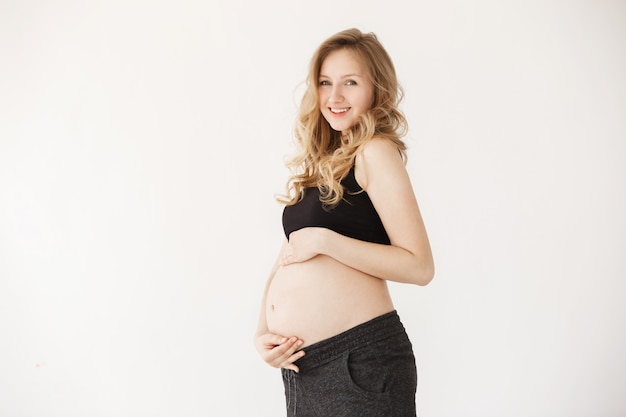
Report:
254,333,306,373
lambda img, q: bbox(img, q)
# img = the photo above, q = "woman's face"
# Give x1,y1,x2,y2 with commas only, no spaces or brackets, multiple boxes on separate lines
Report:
318,49,374,133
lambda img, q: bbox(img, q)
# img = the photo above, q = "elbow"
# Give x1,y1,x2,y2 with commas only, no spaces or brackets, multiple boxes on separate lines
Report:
410,260,435,286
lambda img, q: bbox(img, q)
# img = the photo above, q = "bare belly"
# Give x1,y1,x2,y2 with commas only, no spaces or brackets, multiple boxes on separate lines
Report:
266,254,395,347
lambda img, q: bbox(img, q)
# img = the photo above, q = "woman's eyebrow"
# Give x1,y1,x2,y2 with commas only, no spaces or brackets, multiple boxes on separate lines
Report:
319,73,363,79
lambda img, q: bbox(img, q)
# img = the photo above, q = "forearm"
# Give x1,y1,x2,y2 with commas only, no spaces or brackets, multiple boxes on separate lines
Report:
318,228,434,285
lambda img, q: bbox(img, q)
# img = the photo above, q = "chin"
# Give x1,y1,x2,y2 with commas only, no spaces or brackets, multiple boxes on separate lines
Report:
323,115,354,132
328,121,352,132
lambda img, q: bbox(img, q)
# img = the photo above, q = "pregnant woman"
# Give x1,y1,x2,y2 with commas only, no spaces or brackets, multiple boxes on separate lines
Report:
254,28,434,417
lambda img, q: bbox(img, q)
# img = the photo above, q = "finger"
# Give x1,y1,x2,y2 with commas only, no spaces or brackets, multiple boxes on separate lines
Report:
286,349,306,365
269,337,303,365
262,334,288,347
283,363,300,373
281,244,295,265
280,349,306,373
275,337,302,356
280,255,292,266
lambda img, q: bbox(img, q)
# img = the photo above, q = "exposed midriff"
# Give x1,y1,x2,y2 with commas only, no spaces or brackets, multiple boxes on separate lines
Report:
265,254,394,348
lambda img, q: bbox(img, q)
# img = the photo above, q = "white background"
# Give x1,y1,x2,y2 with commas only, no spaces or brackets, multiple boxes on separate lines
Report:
1,1,625,416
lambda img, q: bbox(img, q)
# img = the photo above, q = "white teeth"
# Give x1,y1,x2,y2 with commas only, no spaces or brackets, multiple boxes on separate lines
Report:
330,108,349,114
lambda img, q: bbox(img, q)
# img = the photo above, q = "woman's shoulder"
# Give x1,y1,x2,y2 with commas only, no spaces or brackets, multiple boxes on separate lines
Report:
354,137,405,189
357,137,404,168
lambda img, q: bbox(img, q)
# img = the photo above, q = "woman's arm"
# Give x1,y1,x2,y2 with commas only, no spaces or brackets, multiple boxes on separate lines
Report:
254,239,306,372
281,138,434,286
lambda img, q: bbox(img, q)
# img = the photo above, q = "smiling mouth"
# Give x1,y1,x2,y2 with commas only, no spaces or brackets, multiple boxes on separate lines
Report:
330,107,350,114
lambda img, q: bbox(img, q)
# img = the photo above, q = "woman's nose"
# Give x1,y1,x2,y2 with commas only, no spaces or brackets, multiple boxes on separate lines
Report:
329,86,343,102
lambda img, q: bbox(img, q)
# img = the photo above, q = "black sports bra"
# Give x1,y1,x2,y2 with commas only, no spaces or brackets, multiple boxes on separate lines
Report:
282,167,391,245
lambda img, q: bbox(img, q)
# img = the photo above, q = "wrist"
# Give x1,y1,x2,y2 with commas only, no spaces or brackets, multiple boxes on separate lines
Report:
316,227,332,256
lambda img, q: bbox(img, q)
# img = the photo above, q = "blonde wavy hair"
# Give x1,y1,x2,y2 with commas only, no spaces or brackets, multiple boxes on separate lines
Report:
280,28,408,208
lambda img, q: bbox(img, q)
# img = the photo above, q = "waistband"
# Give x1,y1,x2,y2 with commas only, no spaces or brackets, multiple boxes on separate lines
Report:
294,310,406,372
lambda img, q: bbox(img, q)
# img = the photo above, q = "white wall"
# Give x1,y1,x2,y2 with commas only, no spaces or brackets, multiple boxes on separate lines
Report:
1,1,624,416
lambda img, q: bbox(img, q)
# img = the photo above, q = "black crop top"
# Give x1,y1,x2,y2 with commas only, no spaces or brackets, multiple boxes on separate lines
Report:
282,167,391,245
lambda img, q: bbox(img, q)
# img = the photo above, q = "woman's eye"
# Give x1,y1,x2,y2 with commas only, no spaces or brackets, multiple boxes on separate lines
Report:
319,80,330,86
346,80,357,86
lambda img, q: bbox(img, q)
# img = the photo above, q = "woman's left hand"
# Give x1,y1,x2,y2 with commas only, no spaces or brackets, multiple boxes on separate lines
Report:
281,227,326,266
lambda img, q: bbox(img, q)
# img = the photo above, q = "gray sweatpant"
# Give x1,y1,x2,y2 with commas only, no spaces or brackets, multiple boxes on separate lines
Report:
281,310,417,417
